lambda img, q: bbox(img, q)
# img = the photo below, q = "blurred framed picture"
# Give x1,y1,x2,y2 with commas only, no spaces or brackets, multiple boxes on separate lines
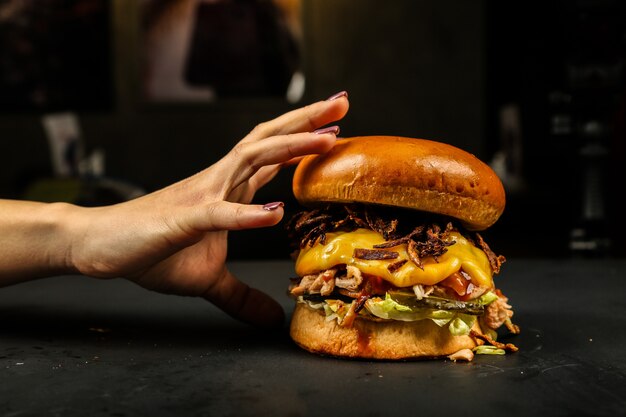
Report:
0,0,113,112
140,0,304,103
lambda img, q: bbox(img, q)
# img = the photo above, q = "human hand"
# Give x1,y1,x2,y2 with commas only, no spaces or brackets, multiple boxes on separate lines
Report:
67,92,349,326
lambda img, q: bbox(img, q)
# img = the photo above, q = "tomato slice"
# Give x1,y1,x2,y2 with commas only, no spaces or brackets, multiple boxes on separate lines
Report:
363,274,392,295
440,270,472,297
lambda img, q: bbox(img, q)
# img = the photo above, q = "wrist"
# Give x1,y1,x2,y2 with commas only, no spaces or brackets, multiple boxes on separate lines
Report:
44,202,84,276
0,200,84,285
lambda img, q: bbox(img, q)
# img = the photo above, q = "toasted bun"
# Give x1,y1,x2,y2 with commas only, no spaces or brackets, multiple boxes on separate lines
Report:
293,136,505,230
289,303,483,360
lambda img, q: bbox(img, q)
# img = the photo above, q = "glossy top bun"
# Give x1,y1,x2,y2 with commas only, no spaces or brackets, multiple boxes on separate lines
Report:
292,136,505,230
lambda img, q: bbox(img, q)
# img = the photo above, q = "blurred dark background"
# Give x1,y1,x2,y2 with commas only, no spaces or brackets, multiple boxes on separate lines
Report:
1,0,625,260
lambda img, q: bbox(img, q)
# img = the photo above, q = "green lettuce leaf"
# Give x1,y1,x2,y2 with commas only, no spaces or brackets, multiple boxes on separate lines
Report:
477,291,498,305
473,345,505,355
364,294,477,335
448,314,477,336
300,291,494,337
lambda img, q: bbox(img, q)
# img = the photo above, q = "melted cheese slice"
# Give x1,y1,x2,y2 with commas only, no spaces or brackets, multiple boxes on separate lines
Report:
295,229,492,288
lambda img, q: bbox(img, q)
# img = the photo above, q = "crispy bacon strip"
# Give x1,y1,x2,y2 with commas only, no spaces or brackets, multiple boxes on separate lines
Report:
373,237,410,249
414,225,455,261
295,212,331,231
387,259,407,273
354,295,369,314
340,300,359,327
470,330,519,352
300,225,326,247
353,248,399,260
475,233,506,274
374,226,426,249
407,240,424,269
505,319,521,335
343,205,369,228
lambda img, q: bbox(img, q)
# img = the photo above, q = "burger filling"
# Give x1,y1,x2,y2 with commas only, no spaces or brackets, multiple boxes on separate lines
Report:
287,205,519,351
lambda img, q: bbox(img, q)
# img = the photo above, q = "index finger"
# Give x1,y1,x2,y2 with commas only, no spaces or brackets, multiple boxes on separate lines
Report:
220,129,339,192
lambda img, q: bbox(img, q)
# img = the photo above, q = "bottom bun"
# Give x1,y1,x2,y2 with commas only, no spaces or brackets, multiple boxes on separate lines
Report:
289,303,483,360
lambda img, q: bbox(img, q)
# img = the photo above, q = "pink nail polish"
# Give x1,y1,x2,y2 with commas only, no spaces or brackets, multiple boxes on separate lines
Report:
326,91,348,101
263,201,284,211
313,125,340,135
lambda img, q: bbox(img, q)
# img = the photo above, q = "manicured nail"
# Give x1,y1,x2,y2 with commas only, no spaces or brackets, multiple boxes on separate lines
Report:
326,91,348,101
263,201,284,211
313,125,340,135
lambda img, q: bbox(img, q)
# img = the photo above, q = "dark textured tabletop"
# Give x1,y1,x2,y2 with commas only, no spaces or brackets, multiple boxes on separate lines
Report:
1,259,625,417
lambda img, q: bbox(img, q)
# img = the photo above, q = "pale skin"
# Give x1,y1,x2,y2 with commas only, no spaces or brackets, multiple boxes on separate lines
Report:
0,92,350,327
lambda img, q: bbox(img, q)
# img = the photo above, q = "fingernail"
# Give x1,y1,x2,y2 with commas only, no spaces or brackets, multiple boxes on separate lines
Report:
263,201,284,211
313,125,340,135
326,90,348,101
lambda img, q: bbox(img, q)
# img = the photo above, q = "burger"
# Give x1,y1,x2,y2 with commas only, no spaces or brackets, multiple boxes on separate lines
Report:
286,136,519,361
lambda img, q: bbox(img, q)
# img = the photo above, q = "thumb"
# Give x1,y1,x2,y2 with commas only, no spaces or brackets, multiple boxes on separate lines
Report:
190,201,285,232
205,268,285,327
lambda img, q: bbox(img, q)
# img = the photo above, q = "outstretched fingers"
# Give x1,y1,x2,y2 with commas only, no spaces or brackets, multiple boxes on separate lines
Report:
243,91,348,142
205,93,348,199
220,128,339,193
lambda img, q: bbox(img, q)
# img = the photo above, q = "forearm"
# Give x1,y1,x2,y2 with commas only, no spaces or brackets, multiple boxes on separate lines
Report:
0,199,78,286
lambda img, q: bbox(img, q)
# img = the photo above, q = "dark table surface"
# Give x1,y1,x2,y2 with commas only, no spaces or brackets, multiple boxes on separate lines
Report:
1,259,625,417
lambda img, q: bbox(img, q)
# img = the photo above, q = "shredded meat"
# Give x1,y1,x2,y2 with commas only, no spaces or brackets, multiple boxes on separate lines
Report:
335,266,362,290
319,269,337,296
337,288,361,298
412,284,434,300
483,295,514,330
448,348,474,362
289,268,338,296
289,274,317,296
291,266,362,296
483,290,519,333
308,274,325,294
